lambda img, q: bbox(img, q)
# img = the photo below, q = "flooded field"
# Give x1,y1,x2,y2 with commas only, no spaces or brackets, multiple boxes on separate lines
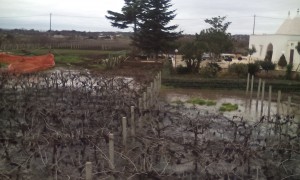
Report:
160,88,300,122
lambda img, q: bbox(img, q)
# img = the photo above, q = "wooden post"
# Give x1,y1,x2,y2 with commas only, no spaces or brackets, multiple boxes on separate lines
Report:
130,106,135,137
268,86,272,121
277,90,281,115
256,78,261,112
260,81,265,116
85,162,92,180
109,133,114,169
122,117,127,147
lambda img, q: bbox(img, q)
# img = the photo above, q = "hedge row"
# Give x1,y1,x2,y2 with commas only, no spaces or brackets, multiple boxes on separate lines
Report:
162,78,300,93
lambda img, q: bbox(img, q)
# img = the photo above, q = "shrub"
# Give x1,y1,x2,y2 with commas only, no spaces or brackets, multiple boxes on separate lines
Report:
200,62,221,78
228,63,248,77
248,63,260,76
176,65,190,74
278,54,287,67
257,60,276,72
286,64,293,80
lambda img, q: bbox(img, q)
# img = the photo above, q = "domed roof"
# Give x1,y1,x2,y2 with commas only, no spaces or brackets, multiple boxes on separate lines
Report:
276,13,300,35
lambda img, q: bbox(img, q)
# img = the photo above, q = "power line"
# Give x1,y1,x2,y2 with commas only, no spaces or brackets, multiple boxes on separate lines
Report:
53,14,103,19
0,14,288,20
255,16,286,20
0,15,48,19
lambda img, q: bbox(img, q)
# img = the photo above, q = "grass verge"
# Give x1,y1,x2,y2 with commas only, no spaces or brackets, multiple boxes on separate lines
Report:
186,98,216,106
219,103,238,112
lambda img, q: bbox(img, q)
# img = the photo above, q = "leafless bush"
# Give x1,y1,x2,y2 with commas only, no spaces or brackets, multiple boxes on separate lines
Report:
0,71,299,179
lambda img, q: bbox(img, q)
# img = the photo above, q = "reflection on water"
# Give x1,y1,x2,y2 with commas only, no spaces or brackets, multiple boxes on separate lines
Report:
160,88,300,122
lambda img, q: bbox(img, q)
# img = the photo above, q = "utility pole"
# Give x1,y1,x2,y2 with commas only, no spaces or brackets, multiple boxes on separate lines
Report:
50,13,52,32
253,14,256,35
49,13,52,51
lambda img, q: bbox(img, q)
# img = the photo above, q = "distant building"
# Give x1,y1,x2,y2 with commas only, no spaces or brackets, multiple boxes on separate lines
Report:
249,9,300,71
53,34,67,39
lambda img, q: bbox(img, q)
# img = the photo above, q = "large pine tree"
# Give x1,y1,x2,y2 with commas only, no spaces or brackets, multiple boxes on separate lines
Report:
106,0,144,34
106,0,181,58
132,0,181,57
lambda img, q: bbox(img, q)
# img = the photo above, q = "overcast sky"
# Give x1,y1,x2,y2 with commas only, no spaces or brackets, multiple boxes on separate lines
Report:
0,0,299,35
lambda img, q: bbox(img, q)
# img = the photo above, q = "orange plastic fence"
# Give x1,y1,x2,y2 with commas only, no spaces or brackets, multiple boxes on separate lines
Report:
0,53,55,74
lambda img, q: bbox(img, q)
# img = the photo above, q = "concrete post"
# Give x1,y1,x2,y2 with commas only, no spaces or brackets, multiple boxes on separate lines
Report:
109,133,114,169
287,96,291,115
143,92,147,110
159,71,162,89
150,82,154,106
85,162,92,180
147,87,151,107
260,81,265,116
122,117,127,147
277,90,281,115
250,75,254,109
268,86,272,121
246,73,250,96
256,78,261,112
130,106,135,137
138,98,143,128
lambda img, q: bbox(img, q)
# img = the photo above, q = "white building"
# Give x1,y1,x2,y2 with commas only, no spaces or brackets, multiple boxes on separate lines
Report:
249,10,300,71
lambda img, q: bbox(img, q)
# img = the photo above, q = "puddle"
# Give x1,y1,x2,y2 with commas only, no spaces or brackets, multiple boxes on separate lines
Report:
160,88,300,122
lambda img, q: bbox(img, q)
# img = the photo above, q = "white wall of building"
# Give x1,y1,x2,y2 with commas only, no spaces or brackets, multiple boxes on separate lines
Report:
249,34,300,71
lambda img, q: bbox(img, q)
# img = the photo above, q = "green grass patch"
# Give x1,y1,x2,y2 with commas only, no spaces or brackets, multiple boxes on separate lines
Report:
186,98,216,106
172,100,184,105
88,64,106,70
206,100,217,106
9,49,127,67
0,62,9,68
54,55,83,64
219,103,238,112
11,48,121,56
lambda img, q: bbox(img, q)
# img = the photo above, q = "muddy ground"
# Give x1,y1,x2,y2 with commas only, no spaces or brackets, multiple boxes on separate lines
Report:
1,69,299,179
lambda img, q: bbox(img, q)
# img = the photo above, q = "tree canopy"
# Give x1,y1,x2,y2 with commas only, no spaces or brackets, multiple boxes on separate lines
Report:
196,16,233,60
179,41,206,73
106,0,181,57
106,0,144,33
